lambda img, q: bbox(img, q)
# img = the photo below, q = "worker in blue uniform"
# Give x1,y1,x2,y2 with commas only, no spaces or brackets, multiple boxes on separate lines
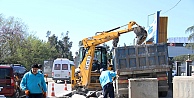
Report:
99,68,117,98
20,64,47,98
92,58,100,71
38,64,48,85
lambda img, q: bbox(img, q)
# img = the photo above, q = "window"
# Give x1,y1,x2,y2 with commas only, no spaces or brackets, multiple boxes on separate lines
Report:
54,64,61,70
62,64,68,70
0,68,11,79
13,67,27,74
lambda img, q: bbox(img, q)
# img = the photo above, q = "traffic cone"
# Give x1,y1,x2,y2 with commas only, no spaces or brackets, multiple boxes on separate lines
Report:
64,80,68,91
51,83,55,96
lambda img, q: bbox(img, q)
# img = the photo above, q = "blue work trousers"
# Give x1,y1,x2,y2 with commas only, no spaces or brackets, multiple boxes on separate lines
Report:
26,93,43,98
102,82,114,98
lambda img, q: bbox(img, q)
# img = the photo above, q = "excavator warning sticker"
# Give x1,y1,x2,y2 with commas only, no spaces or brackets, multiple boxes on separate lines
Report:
85,56,91,70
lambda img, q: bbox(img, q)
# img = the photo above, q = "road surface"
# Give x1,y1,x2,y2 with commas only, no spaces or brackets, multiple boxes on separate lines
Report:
46,78,173,98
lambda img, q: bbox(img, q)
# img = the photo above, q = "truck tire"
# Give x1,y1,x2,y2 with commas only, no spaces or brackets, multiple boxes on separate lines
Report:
159,91,168,97
9,89,20,98
55,80,57,83
16,89,20,98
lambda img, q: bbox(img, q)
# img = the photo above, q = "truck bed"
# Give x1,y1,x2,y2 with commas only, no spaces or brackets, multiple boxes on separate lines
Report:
112,43,170,97
113,43,169,75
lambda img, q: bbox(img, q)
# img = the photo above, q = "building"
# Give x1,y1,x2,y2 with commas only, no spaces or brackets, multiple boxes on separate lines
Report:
167,37,194,58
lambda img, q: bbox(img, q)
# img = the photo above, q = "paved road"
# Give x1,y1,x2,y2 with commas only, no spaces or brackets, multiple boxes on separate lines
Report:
46,78,173,98
46,80,71,97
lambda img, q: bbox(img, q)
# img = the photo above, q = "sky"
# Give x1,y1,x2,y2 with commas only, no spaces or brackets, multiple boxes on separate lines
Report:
0,0,194,56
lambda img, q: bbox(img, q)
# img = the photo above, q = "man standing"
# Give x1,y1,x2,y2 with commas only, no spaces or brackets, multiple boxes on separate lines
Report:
38,64,43,74
92,58,100,71
20,64,47,98
99,68,116,98
38,64,48,85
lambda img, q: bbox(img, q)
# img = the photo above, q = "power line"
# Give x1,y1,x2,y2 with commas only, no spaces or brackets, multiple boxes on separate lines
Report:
162,0,181,14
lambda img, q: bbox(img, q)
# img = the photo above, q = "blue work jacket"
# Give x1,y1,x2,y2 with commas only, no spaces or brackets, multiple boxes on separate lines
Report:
99,70,116,88
20,70,47,93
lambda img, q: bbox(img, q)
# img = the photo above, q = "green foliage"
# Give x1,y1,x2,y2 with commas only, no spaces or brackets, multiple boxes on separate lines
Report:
0,14,27,64
173,25,194,62
185,25,194,50
0,14,74,70
47,31,73,61
173,55,187,62
173,54,194,62
15,35,56,69
103,43,112,60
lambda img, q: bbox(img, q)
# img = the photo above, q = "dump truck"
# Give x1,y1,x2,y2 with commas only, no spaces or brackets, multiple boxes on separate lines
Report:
113,43,170,97
65,21,169,97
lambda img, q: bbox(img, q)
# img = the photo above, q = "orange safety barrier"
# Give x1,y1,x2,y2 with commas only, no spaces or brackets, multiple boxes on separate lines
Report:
51,83,55,96
64,80,68,91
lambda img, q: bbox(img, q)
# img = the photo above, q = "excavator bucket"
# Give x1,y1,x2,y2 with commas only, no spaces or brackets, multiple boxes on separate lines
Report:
112,37,119,47
133,26,148,45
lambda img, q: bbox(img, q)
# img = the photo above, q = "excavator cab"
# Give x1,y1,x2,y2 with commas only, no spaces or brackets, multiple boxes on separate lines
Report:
74,45,108,90
78,46,108,71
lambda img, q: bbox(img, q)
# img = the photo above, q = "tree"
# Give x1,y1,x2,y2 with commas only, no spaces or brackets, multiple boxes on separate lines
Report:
103,43,112,60
48,34,61,59
47,31,73,60
173,25,194,62
186,25,194,41
60,31,73,60
186,25,194,49
46,31,51,38
0,14,28,63
173,54,194,62
16,35,57,69
0,14,74,69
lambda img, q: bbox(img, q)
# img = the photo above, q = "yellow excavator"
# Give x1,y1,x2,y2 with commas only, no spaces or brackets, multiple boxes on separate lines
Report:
70,21,147,97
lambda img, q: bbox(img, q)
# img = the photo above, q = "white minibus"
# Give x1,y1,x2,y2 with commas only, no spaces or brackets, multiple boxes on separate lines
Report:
52,58,74,83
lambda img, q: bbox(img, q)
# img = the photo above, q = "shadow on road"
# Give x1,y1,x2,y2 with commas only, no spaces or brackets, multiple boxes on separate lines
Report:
56,80,71,84
159,89,172,98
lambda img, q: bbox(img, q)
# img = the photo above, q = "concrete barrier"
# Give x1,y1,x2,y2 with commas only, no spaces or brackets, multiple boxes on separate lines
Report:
173,76,194,98
128,78,158,98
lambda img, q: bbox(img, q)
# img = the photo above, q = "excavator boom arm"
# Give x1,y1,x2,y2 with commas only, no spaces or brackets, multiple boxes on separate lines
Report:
82,21,138,48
